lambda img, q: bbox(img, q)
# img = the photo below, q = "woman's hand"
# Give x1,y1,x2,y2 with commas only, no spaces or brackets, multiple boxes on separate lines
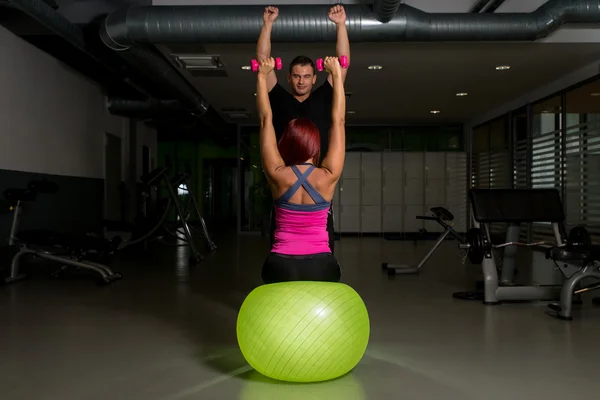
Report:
323,56,342,77
258,58,275,76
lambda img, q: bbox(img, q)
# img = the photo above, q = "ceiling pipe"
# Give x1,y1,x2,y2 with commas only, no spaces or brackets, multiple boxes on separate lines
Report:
100,0,600,45
373,0,403,23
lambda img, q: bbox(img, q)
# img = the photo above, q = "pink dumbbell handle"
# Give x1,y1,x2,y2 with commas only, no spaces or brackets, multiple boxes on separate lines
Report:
250,57,282,72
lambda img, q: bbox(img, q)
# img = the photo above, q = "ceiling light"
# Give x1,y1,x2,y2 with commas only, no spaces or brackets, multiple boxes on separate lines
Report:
456,92,468,97
590,92,600,97
495,65,511,70
172,54,224,70
347,111,356,114
241,65,251,70
368,65,382,70
430,110,440,114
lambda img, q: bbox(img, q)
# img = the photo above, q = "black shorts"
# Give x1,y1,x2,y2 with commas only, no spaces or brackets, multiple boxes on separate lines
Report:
262,252,341,284
270,204,335,253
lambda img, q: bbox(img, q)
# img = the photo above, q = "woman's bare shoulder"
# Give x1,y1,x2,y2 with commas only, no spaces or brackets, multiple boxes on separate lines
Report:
311,167,338,191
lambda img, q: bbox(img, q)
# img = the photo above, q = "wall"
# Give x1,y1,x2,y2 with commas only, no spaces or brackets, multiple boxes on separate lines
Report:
0,25,156,244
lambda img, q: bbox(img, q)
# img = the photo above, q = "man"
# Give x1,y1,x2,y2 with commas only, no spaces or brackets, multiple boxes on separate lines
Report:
256,4,350,253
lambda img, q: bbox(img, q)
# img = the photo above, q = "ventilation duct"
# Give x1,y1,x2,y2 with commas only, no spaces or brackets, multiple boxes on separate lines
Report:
113,45,210,116
373,0,403,23
1,0,86,51
100,0,600,46
1,0,228,138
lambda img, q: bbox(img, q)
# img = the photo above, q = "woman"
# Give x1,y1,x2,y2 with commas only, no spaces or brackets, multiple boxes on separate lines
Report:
256,56,346,284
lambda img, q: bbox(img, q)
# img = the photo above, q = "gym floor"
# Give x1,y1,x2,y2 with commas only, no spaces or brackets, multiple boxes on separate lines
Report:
2,233,599,400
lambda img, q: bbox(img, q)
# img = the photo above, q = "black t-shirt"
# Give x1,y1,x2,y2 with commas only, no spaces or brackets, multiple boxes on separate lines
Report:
268,81,333,161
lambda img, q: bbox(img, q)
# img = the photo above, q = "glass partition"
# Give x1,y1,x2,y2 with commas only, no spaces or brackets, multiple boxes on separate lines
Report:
469,75,600,242
512,108,528,189
564,78,600,237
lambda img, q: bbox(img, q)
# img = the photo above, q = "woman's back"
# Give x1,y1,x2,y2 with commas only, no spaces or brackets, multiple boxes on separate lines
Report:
271,163,333,255
270,164,336,205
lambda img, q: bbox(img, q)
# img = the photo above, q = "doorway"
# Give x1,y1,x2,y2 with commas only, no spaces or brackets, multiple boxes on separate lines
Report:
203,158,237,225
105,133,123,221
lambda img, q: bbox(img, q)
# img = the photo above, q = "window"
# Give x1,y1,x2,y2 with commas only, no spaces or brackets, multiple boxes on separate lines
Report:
471,77,600,242
512,109,528,189
471,123,491,189
565,78,600,240
470,116,509,190
489,116,511,189
529,95,562,239
531,95,562,191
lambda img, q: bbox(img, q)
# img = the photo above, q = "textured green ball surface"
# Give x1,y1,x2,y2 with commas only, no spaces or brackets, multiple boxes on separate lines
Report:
236,281,370,383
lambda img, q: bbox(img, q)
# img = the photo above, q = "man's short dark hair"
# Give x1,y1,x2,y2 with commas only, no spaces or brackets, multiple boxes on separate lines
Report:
289,55,316,75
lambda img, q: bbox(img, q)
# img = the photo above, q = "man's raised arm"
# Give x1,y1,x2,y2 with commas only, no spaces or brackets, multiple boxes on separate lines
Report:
256,6,279,92
327,4,350,85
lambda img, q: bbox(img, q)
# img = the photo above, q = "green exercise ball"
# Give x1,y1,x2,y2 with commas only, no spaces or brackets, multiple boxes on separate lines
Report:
236,281,370,383
239,369,366,400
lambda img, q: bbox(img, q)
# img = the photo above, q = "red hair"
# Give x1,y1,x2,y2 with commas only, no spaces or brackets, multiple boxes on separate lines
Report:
278,117,321,166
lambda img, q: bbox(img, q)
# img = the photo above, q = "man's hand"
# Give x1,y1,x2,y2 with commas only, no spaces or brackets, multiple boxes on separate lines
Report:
323,56,342,77
328,4,346,25
259,57,276,76
263,6,279,25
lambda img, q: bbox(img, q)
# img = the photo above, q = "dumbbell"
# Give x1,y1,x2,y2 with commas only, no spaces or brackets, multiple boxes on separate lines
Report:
251,57,282,72
316,55,349,71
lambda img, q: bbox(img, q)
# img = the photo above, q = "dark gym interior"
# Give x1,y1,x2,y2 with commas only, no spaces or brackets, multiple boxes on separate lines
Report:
1,0,600,399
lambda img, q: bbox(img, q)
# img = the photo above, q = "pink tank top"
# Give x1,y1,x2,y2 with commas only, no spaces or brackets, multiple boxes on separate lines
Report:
271,163,331,256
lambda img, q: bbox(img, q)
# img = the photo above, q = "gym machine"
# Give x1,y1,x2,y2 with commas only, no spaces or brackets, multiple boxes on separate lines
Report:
3,180,122,285
382,207,466,275
455,188,600,320
104,164,216,264
162,167,217,252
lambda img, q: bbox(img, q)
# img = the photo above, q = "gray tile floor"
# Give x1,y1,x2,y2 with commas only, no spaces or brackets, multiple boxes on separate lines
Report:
2,233,599,399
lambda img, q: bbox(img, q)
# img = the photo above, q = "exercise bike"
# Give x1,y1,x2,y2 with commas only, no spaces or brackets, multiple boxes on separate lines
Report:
382,207,466,275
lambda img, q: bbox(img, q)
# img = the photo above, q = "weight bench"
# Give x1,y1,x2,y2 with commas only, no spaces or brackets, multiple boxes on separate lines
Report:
3,180,123,285
382,207,465,275
455,189,600,320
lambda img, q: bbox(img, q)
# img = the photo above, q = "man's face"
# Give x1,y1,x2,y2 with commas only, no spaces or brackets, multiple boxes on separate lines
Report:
288,64,317,96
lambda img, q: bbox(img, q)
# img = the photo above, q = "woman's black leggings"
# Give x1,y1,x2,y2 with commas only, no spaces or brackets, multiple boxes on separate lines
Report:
262,252,341,284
